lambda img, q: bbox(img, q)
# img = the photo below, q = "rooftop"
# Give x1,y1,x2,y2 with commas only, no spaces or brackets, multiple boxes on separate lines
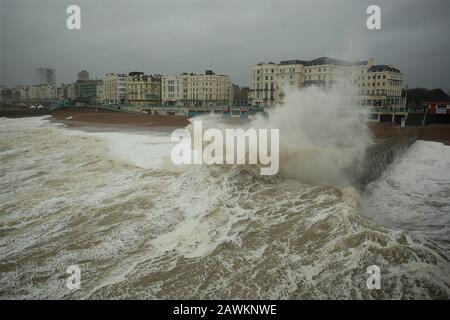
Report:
279,57,368,67
368,65,401,73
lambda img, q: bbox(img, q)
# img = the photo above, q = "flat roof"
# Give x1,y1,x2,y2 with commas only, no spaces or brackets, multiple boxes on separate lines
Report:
280,57,368,67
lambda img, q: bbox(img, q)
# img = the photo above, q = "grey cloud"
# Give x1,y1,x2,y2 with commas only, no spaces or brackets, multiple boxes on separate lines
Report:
0,0,449,90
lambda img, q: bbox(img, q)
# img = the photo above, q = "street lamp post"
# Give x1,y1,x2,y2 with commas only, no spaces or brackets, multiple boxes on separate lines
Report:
404,84,408,111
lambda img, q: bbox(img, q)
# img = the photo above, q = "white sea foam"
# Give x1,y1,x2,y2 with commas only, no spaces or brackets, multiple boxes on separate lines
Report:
183,83,373,186
362,140,450,246
51,125,174,170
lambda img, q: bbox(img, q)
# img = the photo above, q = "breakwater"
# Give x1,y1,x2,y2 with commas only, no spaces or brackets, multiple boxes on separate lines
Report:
358,128,422,187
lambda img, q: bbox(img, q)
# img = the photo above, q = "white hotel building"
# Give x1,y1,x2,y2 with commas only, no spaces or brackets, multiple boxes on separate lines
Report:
101,73,127,104
161,74,182,106
250,57,405,109
162,70,231,107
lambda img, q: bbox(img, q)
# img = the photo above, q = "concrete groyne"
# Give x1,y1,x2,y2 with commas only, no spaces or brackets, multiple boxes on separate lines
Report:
357,128,422,188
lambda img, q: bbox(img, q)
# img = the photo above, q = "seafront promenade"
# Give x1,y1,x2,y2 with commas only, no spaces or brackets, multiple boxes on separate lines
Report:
1,106,449,144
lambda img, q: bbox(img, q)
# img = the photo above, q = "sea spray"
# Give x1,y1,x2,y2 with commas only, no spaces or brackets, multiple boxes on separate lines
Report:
171,121,280,175
259,82,373,186
183,81,373,186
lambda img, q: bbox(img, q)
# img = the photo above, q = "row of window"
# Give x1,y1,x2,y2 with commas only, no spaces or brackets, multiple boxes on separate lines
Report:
255,68,275,74
128,85,159,89
254,76,275,81
182,94,228,100
183,82,228,87
304,67,331,73
358,89,402,96
253,92,275,99
280,68,297,73
252,77,402,88
359,73,402,80
186,88,228,93
180,77,228,81
254,66,336,74
305,75,326,80
356,81,402,87
252,68,402,80
162,84,229,92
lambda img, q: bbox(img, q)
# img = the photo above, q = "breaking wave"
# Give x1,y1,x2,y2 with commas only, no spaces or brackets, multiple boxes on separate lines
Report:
184,83,373,186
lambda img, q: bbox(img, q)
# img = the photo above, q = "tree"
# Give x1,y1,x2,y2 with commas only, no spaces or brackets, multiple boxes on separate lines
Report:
404,88,450,106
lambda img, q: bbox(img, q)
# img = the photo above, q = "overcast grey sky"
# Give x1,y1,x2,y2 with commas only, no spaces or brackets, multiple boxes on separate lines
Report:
1,0,449,90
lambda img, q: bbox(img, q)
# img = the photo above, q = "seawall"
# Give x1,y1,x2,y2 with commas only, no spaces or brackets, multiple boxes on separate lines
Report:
357,127,422,188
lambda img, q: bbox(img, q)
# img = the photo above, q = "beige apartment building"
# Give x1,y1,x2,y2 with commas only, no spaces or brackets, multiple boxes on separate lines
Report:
66,83,75,101
12,85,29,101
357,64,404,109
250,57,405,109
161,70,231,107
56,83,75,101
250,62,279,106
181,70,231,107
102,73,127,104
162,74,182,106
55,83,76,101
126,72,161,106
23,84,57,100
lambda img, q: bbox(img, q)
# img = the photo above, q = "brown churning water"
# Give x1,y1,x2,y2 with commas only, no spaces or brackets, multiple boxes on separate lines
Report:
0,87,449,299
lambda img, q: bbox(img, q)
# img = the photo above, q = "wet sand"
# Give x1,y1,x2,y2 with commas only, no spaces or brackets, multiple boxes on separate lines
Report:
367,122,450,145
418,124,450,145
367,122,422,140
51,109,439,141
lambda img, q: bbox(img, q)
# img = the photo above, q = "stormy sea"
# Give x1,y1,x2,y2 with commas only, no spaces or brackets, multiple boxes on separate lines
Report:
1,87,449,299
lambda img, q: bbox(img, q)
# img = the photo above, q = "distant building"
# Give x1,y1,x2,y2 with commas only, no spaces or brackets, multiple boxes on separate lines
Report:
162,74,182,106
12,85,29,100
250,62,278,106
425,101,450,114
75,80,101,105
57,83,76,101
363,64,404,109
96,80,103,105
233,86,250,106
162,70,231,107
182,70,231,107
57,85,65,100
31,85,57,100
250,57,405,109
126,72,161,106
36,67,56,85
7,84,57,101
101,73,127,104
78,70,89,81
230,84,239,104
0,87,13,102
66,83,76,101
